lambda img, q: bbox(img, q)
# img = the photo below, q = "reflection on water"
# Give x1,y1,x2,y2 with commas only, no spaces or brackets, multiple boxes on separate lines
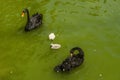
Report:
0,0,120,80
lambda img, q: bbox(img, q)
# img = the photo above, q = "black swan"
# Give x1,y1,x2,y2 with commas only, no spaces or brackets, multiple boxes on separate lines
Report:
21,8,43,31
54,47,84,72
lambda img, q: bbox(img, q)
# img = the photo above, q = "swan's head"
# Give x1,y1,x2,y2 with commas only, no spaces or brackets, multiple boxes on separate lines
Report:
21,8,28,17
21,12,25,17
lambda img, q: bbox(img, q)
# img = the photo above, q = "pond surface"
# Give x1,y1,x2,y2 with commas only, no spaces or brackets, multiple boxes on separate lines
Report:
0,0,120,80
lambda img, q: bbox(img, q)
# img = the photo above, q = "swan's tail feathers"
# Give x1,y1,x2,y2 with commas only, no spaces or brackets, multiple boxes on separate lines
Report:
37,14,43,20
37,14,43,24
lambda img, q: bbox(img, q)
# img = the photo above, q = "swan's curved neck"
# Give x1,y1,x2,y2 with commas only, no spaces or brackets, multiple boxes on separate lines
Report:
25,9,30,22
70,47,84,56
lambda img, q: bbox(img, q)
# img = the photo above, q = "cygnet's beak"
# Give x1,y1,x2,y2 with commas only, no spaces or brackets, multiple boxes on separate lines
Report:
21,12,25,17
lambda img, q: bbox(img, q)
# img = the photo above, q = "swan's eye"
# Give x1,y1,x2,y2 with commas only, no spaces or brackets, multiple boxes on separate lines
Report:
21,12,25,17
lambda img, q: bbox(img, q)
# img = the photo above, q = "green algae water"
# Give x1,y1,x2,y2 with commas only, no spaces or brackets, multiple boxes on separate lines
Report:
0,0,120,80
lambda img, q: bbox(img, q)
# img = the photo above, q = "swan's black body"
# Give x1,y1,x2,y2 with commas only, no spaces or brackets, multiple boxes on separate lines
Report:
22,9,43,31
54,47,84,72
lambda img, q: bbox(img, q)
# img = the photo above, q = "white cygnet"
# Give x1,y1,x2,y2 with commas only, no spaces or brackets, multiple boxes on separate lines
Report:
50,43,61,49
49,33,55,40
